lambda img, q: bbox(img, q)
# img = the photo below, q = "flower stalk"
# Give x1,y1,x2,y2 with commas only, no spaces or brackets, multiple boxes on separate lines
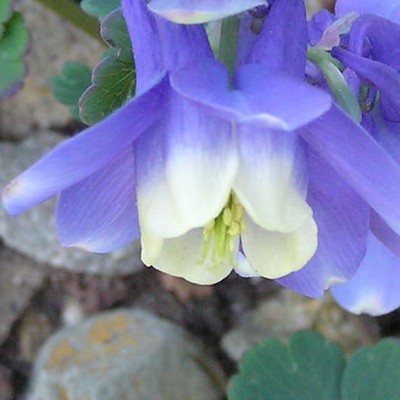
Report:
34,0,101,40
308,47,362,122
217,15,240,76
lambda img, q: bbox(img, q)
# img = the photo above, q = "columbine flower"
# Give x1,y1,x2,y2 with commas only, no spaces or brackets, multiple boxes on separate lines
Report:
302,0,400,315
4,0,400,315
3,0,326,285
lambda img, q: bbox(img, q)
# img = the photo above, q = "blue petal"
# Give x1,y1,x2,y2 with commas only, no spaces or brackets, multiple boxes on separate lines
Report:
171,60,331,130
2,76,169,216
332,47,400,122
300,105,400,237
122,0,164,93
347,15,400,70
308,9,336,46
335,0,400,23
277,151,369,297
237,12,258,67
234,64,331,128
370,211,400,258
372,106,400,165
247,0,308,78
332,232,400,316
156,18,213,72
122,0,212,93
148,0,266,24
56,147,139,253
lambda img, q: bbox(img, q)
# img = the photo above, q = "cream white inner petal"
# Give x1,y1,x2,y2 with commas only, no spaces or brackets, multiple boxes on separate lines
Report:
137,173,189,238
140,226,164,267
234,123,311,233
241,213,318,279
166,96,238,231
149,228,236,285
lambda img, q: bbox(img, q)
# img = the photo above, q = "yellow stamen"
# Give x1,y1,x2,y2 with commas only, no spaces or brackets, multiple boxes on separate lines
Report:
200,192,246,270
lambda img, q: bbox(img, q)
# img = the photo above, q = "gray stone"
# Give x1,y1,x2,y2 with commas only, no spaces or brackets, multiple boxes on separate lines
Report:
0,132,144,275
28,309,225,400
0,0,105,140
0,245,47,345
222,290,379,362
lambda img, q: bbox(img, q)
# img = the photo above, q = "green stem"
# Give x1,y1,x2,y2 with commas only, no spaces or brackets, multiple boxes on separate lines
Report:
308,47,362,122
218,16,239,77
34,0,101,41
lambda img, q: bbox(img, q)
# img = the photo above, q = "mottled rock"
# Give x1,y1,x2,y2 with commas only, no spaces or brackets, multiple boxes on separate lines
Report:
222,290,379,362
0,245,47,345
0,132,144,275
0,0,104,139
28,309,225,400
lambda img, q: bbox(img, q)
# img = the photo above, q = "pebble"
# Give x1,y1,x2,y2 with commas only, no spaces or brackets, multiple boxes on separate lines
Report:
0,245,47,345
27,309,225,400
221,290,379,362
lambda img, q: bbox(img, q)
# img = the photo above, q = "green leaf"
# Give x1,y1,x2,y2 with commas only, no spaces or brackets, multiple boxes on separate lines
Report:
0,12,29,99
0,12,28,59
78,7,134,125
342,339,400,400
79,55,134,125
228,331,345,400
51,61,92,120
52,4,134,123
100,8,132,62
80,0,121,20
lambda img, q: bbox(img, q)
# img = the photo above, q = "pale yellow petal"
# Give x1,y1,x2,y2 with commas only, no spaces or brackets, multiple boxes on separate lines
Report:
241,214,318,279
140,228,164,266
234,125,311,233
151,229,235,285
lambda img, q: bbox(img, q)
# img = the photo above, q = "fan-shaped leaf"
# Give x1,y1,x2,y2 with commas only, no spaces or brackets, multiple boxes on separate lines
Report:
228,331,345,400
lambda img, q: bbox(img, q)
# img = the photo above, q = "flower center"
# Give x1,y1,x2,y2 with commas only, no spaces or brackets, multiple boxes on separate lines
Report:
200,193,245,267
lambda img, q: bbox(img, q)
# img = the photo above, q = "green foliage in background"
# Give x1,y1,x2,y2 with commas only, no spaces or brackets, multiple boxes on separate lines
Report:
51,1,134,125
80,0,121,20
79,8,135,125
51,62,92,120
228,331,400,400
0,0,29,99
